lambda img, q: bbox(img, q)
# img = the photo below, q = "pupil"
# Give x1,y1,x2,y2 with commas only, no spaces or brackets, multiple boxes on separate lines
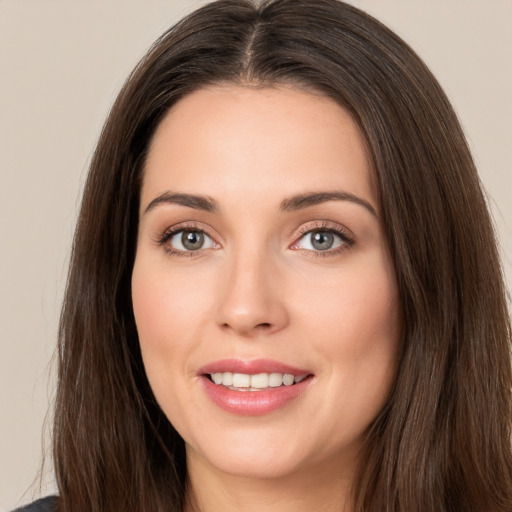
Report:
182,231,204,250
312,231,334,250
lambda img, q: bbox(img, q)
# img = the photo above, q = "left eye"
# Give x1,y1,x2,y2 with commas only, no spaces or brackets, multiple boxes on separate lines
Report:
168,230,216,251
294,230,346,251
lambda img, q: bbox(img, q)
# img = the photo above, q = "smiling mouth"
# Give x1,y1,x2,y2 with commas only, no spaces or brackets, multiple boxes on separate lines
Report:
206,372,310,391
200,360,314,415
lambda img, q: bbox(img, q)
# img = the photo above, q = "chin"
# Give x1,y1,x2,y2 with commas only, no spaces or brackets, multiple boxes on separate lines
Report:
187,428,310,479
198,449,306,480
184,423,341,481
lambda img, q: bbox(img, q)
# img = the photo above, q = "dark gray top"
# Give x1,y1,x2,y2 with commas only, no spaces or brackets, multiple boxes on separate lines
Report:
12,496,58,512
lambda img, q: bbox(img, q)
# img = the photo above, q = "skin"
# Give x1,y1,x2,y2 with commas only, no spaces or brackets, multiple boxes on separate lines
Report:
132,85,402,512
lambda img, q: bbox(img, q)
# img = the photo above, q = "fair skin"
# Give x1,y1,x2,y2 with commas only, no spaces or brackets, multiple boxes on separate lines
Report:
131,85,401,512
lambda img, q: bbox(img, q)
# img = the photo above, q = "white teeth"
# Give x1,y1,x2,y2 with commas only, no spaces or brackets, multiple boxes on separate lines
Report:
268,373,283,387
282,374,294,386
250,373,269,389
232,373,250,387
209,372,308,390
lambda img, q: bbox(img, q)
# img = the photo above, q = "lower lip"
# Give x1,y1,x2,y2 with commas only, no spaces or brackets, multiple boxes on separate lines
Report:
201,376,313,416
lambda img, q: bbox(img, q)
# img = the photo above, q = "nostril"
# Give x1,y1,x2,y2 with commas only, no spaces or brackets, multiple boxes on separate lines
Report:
221,321,272,331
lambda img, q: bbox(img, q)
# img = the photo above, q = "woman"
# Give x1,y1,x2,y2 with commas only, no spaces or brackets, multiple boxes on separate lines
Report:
16,0,512,511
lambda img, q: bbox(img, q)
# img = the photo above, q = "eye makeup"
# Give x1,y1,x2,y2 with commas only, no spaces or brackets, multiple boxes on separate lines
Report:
152,218,355,259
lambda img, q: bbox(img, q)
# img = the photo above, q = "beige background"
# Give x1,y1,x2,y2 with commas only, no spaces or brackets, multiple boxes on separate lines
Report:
1,1,510,510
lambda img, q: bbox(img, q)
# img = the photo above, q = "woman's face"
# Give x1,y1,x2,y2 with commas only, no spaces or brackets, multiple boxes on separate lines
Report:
132,85,401,480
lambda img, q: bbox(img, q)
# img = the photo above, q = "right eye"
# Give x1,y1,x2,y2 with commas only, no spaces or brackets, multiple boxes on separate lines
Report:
167,230,217,252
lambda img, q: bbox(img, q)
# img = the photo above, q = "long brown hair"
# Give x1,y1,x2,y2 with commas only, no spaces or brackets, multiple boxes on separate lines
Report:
53,1,512,511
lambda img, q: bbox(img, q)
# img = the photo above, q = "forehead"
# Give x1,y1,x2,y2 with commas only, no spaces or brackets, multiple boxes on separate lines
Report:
141,85,375,213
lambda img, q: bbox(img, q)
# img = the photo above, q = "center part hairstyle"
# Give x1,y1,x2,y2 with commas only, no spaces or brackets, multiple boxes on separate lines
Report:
54,1,512,511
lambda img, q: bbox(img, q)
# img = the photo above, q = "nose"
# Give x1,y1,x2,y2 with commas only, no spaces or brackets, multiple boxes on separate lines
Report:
215,248,289,337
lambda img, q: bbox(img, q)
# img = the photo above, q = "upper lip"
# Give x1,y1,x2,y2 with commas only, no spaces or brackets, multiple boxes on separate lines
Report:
198,358,312,376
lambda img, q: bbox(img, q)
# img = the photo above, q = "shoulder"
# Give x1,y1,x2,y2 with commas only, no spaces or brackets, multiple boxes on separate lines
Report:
12,496,59,512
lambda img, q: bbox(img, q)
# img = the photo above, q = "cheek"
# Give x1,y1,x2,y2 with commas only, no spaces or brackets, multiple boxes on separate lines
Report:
131,256,219,399
132,275,174,357
132,259,210,345
294,250,401,408
297,252,399,343
131,260,191,391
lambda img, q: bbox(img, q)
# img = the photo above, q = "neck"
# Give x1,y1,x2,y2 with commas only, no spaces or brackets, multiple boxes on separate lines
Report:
184,448,355,512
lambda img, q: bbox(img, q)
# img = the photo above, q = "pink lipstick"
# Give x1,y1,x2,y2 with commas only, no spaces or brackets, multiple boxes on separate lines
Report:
198,359,314,416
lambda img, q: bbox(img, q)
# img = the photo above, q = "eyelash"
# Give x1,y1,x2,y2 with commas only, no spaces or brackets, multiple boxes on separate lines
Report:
156,221,355,258
291,222,355,258
157,222,215,258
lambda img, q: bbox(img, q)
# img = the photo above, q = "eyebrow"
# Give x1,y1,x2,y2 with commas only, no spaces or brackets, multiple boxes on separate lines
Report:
280,191,377,217
144,189,377,217
144,192,219,214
